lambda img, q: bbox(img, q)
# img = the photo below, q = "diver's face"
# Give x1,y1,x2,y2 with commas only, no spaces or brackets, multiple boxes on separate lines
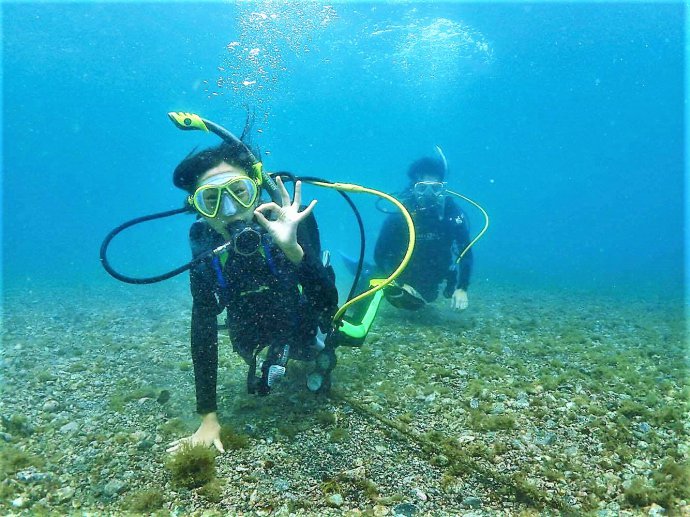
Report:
196,163,257,227
413,173,445,210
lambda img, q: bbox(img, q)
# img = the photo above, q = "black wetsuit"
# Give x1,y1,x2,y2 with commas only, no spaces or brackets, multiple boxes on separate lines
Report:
188,215,338,414
375,195,473,302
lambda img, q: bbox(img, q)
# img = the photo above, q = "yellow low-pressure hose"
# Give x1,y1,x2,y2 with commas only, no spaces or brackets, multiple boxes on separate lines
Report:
446,189,490,263
307,181,416,323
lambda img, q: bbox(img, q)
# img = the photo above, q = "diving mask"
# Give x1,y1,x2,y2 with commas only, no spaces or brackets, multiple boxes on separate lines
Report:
413,181,446,198
190,173,259,218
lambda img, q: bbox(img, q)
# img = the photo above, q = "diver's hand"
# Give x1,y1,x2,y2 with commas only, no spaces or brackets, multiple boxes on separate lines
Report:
254,177,316,264
166,412,225,454
450,289,469,310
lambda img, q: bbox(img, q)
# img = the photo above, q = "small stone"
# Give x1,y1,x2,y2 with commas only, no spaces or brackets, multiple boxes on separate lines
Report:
491,402,505,414
0,432,12,442
326,493,344,508
131,430,147,442
344,466,366,481
514,399,530,409
469,398,479,409
103,479,126,497
374,445,387,454
42,400,60,412
631,459,646,470
412,488,427,502
639,422,651,433
648,503,665,516
56,486,75,502
273,478,289,492
535,431,556,446
11,496,27,508
463,496,481,508
137,439,154,451
60,421,79,434
393,503,418,516
373,505,390,516
156,390,171,404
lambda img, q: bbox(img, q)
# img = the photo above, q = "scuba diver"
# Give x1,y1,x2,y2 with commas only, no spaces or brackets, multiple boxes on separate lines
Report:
100,112,416,454
373,151,479,311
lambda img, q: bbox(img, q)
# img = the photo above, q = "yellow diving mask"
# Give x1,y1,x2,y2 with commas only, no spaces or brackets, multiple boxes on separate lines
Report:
190,172,260,218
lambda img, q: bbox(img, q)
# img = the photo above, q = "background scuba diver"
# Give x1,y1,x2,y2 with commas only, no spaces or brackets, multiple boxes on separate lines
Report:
374,156,473,311
167,141,338,454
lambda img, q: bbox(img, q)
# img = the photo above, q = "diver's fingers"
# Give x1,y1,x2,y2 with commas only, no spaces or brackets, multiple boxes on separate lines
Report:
166,437,188,453
213,438,225,454
255,202,281,217
276,176,290,206
292,181,302,208
296,199,317,221
254,208,271,229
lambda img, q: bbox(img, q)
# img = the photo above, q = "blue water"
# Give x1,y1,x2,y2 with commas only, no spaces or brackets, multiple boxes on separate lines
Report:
3,2,685,298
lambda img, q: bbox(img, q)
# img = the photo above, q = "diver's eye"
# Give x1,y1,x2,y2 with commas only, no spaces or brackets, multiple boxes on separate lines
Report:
202,189,220,205
231,185,249,200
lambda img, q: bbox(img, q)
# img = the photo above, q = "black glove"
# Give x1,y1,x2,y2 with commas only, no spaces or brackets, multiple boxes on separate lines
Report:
443,283,455,299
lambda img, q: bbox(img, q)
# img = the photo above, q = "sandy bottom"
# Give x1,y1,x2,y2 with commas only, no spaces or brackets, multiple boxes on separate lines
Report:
1,281,687,515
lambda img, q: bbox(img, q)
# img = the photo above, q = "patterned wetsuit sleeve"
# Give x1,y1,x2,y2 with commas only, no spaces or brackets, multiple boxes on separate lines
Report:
295,214,338,322
374,214,407,273
189,222,221,415
448,207,473,291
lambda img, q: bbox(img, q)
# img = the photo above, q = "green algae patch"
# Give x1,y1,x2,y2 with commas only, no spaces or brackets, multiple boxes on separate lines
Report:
165,444,217,489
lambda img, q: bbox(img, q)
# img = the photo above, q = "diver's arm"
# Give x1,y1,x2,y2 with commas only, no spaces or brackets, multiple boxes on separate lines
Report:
188,222,222,415
446,206,473,292
190,296,220,415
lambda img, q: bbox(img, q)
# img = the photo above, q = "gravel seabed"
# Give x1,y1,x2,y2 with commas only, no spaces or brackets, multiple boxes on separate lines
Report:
1,281,688,516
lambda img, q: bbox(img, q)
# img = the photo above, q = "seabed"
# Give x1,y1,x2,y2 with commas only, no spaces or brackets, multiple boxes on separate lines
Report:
1,281,688,515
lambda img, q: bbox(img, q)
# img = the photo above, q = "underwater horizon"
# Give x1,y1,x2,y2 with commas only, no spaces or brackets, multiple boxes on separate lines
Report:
2,2,685,298
2,2,688,515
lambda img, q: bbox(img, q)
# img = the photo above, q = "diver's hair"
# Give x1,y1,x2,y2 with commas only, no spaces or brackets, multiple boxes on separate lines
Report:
173,142,257,193
407,157,445,184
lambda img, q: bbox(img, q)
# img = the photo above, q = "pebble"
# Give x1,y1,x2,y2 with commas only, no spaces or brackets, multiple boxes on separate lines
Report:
411,488,427,502
103,479,126,497
373,505,390,516
535,431,556,446
326,493,344,508
0,432,12,442
469,398,479,409
16,469,51,483
393,503,418,516
514,399,530,409
344,466,366,481
273,478,289,492
60,421,79,434
42,400,60,412
638,422,651,433
491,402,505,414
463,496,482,508
11,496,27,508
648,504,665,516
56,486,75,502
